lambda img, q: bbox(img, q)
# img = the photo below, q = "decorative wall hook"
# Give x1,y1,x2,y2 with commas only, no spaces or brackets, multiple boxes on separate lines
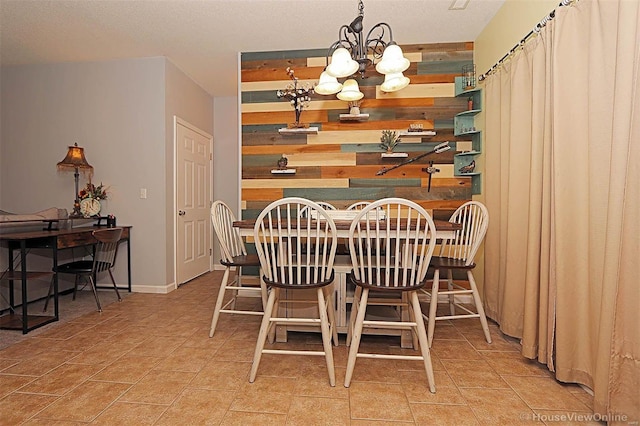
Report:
421,161,440,192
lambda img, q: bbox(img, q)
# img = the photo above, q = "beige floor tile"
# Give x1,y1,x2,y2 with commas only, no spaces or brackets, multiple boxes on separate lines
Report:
4,350,77,376
465,333,519,352
502,375,592,412
35,322,94,340
189,360,251,391
349,382,413,422
431,323,467,341
215,337,258,362
67,339,134,365
429,339,482,360
411,403,480,425
286,396,351,425
459,387,541,425
18,362,103,396
400,370,467,405
91,401,168,425
0,272,601,426
295,365,349,398
220,410,288,425
127,335,187,357
0,392,59,424
443,359,509,389
480,351,552,377
35,381,131,422
154,388,235,425
0,373,35,398
119,369,195,404
154,345,214,373
346,357,403,384
53,330,115,352
90,355,161,383
229,376,297,414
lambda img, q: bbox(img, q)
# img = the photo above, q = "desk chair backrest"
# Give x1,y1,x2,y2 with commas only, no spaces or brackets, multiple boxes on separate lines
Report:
348,198,437,289
439,201,489,266
92,228,123,274
254,197,337,288
211,200,246,264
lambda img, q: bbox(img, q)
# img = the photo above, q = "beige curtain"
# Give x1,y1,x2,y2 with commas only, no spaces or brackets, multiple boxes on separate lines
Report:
483,0,639,421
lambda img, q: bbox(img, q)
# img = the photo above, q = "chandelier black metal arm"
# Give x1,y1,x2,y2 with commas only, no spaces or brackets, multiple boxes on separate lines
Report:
325,0,396,78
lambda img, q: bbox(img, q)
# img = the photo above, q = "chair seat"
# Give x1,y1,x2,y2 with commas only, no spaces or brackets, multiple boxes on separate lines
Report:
430,256,475,270
54,260,94,274
221,253,261,268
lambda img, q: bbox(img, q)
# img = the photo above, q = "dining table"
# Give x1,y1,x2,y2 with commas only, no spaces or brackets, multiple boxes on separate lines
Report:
232,214,462,348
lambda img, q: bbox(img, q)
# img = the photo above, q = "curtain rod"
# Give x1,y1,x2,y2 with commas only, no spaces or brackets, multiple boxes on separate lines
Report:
478,0,575,81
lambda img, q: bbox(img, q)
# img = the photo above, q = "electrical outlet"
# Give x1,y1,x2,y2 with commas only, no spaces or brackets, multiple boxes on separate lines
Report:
140,188,147,199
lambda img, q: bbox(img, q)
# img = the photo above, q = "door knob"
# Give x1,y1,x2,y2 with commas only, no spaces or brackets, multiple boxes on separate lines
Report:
178,210,186,216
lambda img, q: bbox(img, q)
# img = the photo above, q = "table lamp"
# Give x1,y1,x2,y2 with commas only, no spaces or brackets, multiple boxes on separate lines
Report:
57,142,93,218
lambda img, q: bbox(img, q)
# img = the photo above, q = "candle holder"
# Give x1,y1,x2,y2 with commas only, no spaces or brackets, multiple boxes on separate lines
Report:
462,64,476,90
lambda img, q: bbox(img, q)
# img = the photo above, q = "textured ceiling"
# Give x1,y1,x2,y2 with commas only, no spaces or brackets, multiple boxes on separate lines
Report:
0,0,505,97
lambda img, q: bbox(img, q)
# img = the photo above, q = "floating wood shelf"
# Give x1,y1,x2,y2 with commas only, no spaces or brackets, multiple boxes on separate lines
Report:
278,127,318,135
271,169,296,174
339,113,369,122
398,131,436,137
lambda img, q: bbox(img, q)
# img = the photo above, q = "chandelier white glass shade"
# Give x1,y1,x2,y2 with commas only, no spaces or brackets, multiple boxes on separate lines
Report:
375,44,410,75
317,0,410,99
380,72,410,92
315,70,343,95
336,79,364,101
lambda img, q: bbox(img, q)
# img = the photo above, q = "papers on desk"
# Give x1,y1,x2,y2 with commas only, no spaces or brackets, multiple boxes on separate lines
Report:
309,209,386,221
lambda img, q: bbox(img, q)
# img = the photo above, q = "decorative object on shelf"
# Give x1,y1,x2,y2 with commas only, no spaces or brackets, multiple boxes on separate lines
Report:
106,215,117,228
277,154,288,169
277,67,314,128
271,154,296,174
408,123,424,132
314,0,410,100
468,97,474,110
462,64,476,90
458,159,476,174
56,142,94,218
379,130,402,154
339,101,369,121
377,141,451,176
78,181,108,218
349,101,362,115
421,161,440,192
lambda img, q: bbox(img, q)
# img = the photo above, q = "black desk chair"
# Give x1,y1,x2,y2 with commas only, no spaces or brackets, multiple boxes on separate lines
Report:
43,227,123,312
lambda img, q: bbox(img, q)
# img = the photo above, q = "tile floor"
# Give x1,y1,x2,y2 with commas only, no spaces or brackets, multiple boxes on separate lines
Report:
0,271,600,425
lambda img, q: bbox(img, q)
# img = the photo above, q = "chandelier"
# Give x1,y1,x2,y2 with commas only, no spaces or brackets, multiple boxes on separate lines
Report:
315,0,410,101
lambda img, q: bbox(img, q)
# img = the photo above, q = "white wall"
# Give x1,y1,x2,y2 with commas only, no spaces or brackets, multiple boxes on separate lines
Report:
164,59,214,286
0,57,214,298
212,96,239,267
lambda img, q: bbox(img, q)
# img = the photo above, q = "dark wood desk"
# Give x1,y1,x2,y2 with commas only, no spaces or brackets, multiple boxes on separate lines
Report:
0,226,131,333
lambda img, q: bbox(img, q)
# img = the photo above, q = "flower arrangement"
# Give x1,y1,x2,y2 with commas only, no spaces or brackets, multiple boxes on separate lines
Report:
79,182,108,201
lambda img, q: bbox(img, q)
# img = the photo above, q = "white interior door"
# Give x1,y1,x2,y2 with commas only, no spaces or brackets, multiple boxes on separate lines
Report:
176,118,212,286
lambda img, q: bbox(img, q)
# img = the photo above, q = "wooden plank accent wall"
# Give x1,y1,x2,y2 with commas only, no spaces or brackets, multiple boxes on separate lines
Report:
241,42,475,221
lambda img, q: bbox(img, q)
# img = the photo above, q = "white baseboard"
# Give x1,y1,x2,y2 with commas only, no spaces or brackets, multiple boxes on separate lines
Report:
131,283,176,294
